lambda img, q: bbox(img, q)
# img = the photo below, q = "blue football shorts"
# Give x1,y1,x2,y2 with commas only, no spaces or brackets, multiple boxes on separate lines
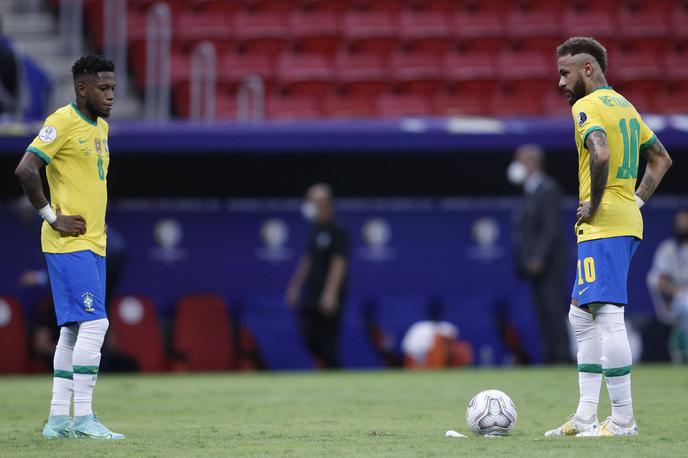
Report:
45,250,107,326
571,236,640,307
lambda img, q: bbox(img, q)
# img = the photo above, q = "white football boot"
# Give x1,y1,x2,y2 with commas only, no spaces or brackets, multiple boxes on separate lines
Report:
545,414,599,437
576,416,638,437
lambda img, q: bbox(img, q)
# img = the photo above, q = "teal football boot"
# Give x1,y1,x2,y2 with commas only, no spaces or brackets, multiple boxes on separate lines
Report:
73,414,124,440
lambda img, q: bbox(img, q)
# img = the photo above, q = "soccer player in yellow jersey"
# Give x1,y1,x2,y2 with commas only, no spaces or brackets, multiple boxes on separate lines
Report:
544,38,673,437
14,55,123,439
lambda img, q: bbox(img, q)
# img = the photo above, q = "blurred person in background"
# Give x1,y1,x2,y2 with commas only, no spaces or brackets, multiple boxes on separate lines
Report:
648,208,688,363
509,144,571,364
0,23,20,117
285,183,349,369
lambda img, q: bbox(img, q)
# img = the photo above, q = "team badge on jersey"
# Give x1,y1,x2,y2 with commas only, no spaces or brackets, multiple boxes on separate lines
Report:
577,112,588,128
82,292,95,312
38,126,57,143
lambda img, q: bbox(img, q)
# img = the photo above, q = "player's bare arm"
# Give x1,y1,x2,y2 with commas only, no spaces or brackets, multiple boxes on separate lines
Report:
636,138,672,204
15,152,86,236
577,130,610,223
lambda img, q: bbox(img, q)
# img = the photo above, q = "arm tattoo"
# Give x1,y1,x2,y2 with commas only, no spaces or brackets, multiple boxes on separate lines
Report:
637,138,672,202
585,130,610,213
15,153,49,209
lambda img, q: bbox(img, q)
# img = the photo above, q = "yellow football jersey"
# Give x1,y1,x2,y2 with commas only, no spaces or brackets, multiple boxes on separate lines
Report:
572,86,656,243
27,103,110,256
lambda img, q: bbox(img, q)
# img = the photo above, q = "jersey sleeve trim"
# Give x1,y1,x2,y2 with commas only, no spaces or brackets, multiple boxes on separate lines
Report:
640,134,657,150
27,146,51,164
582,126,605,146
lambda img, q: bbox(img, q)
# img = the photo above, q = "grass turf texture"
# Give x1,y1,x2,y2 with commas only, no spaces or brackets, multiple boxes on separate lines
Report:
1,365,687,457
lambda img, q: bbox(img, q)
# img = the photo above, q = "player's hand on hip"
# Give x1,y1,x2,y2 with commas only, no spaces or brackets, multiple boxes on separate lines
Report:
50,205,86,236
576,201,593,226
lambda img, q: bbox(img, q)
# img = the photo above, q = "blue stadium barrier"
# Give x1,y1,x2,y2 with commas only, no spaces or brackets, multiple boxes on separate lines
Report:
371,293,431,357
339,297,383,369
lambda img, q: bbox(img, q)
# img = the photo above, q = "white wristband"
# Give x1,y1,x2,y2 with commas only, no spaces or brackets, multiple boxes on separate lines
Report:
38,204,57,224
634,194,645,209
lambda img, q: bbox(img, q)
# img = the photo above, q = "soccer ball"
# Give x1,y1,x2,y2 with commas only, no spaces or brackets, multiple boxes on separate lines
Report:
465,389,517,436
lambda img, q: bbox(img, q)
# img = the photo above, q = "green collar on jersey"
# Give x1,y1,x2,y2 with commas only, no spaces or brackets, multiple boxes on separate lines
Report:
70,102,98,126
592,85,613,92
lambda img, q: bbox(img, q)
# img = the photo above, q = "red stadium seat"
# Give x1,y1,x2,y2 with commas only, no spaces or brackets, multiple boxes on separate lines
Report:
266,95,323,120
110,296,165,372
443,52,498,95
562,9,617,41
658,88,688,114
342,12,397,57
453,11,507,53
434,92,490,116
398,11,453,55
219,53,277,91
618,7,669,53
664,52,688,91
277,53,336,96
491,90,545,117
389,52,444,96
289,11,342,56
619,88,658,114
172,294,236,371
173,12,233,54
542,89,570,117
412,0,460,14
246,0,295,12
669,2,688,46
506,9,561,53
0,296,28,374
352,0,406,13
612,52,663,94
376,93,432,117
196,0,245,16
234,12,290,56
335,52,389,97
323,94,376,118
499,52,553,93
299,0,352,13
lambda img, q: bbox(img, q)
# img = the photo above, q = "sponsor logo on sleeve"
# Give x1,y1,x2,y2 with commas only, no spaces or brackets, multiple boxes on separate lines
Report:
38,126,57,143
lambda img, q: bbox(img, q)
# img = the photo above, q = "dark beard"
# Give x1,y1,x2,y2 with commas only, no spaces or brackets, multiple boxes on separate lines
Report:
85,99,109,119
567,78,588,106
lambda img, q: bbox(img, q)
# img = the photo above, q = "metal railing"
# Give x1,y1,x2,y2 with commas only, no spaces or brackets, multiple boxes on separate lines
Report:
237,75,265,121
144,2,171,122
59,0,83,56
103,0,128,96
189,41,216,123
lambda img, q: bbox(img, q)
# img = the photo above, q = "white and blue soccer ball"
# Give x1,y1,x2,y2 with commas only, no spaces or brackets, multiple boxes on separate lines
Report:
466,389,517,436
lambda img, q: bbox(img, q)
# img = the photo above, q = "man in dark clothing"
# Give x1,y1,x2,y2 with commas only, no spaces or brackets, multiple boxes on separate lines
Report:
509,144,571,364
286,183,349,369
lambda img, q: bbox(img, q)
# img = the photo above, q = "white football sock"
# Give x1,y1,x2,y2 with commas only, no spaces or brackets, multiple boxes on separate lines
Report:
50,325,77,417
73,318,108,417
569,304,602,421
596,304,634,426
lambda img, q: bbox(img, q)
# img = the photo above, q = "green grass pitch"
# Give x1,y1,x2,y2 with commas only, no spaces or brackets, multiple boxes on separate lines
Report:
1,365,687,457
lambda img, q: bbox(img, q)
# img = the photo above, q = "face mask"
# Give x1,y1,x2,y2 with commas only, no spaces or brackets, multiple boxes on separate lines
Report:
506,161,528,186
301,201,317,222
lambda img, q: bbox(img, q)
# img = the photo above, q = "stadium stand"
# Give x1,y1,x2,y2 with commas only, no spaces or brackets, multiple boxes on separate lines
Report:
70,0,688,119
